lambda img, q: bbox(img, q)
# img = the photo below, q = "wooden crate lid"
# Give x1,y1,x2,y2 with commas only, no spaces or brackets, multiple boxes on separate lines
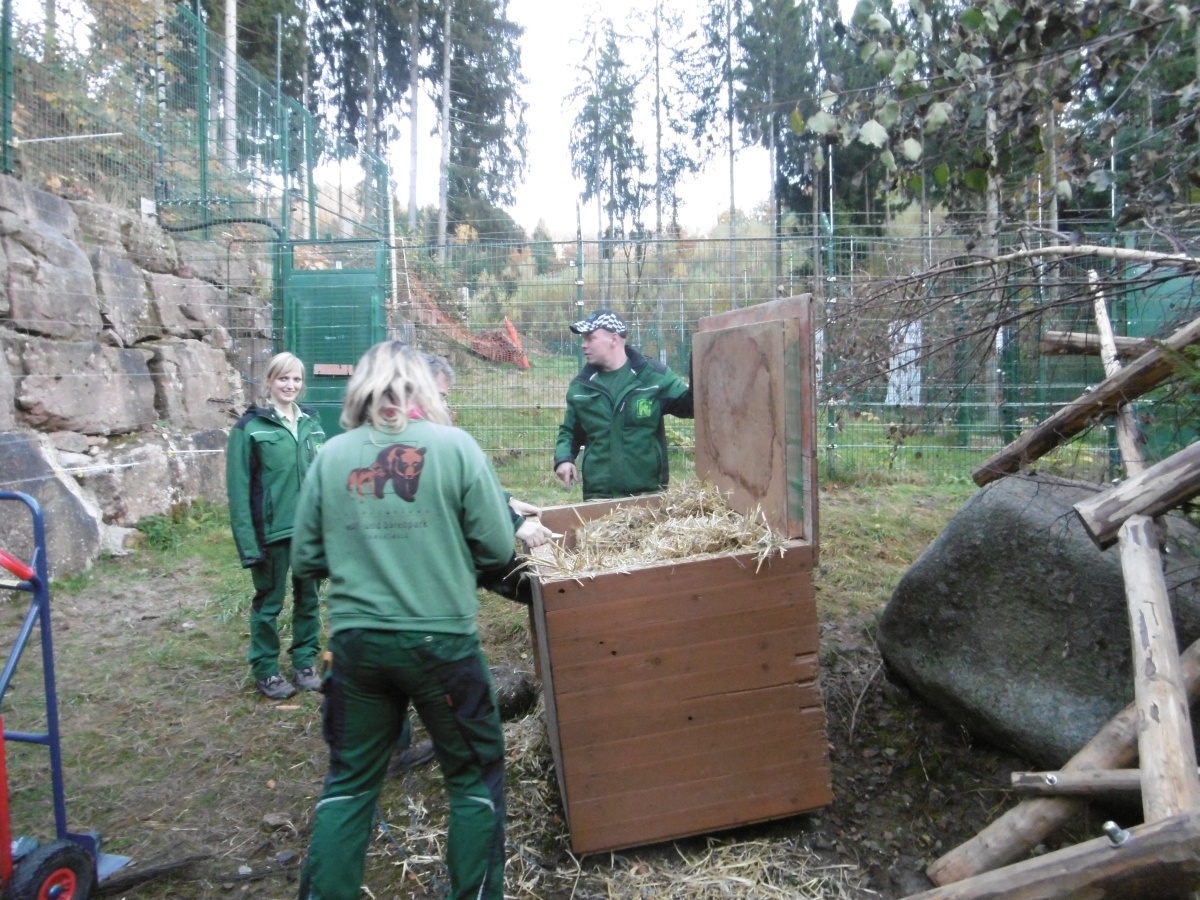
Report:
693,295,817,544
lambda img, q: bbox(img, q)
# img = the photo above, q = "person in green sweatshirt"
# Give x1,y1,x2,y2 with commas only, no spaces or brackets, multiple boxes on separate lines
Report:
554,307,694,500
226,351,326,700
291,341,516,900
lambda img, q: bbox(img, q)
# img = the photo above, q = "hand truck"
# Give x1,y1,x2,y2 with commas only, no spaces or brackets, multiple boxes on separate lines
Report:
0,491,129,900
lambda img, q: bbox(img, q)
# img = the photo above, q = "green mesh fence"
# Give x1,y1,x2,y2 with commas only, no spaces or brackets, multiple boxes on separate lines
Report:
4,0,387,240
393,230,1199,491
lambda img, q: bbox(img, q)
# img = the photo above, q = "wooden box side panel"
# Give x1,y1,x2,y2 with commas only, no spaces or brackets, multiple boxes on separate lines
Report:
570,708,832,854
694,323,789,538
537,545,831,854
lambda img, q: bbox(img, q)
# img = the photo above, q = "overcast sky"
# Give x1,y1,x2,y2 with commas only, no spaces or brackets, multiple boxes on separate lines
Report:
389,0,770,241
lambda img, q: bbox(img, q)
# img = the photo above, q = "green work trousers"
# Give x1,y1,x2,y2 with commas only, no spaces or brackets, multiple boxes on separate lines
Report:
298,629,506,900
248,539,321,680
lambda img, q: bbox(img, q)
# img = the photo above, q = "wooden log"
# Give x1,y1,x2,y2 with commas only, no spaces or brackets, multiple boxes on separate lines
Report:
1120,515,1200,821
971,314,1200,486
926,638,1200,886
1092,275,1199,819
908,806,1200,900
1011,768,1200,796
1040,330,1149,358
1074,441,1200,549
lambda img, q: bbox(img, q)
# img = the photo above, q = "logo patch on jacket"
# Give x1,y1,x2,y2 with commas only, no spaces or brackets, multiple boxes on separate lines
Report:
345,444,426,502
635,398,654,419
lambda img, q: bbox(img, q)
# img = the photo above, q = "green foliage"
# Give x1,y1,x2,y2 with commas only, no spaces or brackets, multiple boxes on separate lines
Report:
136,501,230,553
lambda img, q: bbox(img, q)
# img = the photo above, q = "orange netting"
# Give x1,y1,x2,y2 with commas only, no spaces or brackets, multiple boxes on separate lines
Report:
404,271,530,369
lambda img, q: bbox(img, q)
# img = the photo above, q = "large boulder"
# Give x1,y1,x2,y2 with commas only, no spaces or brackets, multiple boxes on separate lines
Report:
877,474,1200,768
0,431,101,578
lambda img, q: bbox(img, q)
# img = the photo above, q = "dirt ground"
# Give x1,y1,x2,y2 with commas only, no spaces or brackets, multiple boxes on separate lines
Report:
0,496,1100,900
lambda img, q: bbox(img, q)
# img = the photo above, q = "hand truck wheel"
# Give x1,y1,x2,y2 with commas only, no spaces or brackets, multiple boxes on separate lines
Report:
7,840,95,900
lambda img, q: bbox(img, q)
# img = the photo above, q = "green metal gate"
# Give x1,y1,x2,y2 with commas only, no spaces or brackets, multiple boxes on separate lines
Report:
276,240,390,437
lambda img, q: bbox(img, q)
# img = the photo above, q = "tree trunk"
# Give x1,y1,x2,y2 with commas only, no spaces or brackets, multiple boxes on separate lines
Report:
407,0,419,232
223,0,237,170
436,0,453,264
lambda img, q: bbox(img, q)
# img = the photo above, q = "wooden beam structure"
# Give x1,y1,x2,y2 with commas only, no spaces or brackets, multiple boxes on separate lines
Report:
926,639,1200,884
1074,441,1200,549
971,314,1200,486
1090,271,1200,824
1011,768,1200,797
1120,515,1200,821
909,807,1200,900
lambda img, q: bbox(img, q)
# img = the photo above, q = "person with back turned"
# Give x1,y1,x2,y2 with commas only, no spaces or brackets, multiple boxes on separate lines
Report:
553,308,694,500
291,341,516,900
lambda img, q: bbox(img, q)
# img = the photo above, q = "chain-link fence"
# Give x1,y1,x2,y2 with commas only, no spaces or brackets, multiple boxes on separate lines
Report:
4,0,388,241
394,228,1199,488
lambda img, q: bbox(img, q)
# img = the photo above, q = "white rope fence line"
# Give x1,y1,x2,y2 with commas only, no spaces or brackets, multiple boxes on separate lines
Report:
0,448,225,491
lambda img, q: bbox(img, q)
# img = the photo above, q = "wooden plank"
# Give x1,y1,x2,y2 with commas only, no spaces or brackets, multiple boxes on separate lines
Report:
696,294,812,332
548,624,817,693
694,322,791,538
553,652,819,725
563,702,827,782
928,637,1200,885
569,756,833,854
539,543,813,619
794,299,819,555
971,314,1200,486
528,577,569,816
549,628,816,696
909,807,1200,900
1120,515,1200,821
1074,440,1200,549
545,600,813,669
1010,769,1200,796
1039,330,1149,357
557,681,824,749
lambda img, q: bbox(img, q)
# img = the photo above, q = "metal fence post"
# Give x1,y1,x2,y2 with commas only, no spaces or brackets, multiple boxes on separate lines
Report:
195,0,210,238
2,0,13,175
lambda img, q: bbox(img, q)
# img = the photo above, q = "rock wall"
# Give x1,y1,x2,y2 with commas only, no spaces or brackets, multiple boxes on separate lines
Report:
0,175,273,578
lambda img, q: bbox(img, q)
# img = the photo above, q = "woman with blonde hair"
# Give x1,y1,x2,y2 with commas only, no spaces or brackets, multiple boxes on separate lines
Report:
291,341,515,900
226,351,326,700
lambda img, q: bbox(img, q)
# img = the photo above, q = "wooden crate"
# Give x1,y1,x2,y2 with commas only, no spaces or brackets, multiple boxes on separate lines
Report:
528,296,830,854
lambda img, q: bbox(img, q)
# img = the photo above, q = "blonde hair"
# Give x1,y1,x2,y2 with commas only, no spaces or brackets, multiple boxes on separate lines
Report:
260,351,305,405
341,341,451,432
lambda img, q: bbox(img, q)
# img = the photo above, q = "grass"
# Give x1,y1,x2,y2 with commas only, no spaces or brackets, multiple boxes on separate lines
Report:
0,477,976,897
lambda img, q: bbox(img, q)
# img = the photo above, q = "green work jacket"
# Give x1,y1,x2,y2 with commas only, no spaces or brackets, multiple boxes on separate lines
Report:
226,404,326,566
554,346,693,500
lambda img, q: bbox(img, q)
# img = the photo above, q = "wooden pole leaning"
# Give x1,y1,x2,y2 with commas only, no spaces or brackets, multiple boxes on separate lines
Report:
926,638,1200,885
971,313,1200,486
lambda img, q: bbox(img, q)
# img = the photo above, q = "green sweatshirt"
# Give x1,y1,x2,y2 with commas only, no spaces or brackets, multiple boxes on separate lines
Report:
226,404,326,566
290,419,515,637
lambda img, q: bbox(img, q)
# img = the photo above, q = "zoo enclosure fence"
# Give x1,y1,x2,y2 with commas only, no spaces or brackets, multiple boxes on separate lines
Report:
2,0,388,241
392,227,1200,488
2,0,1196,488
